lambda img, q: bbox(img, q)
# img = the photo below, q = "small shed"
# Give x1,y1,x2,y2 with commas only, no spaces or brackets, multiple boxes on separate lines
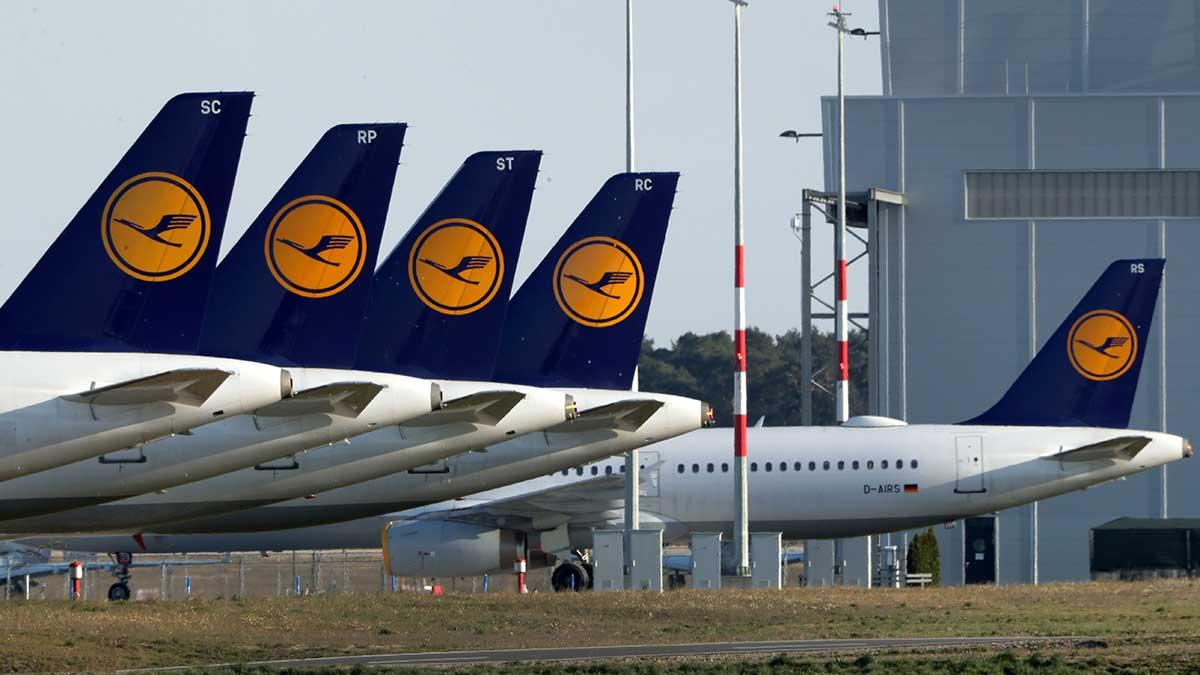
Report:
1090,518,1200,581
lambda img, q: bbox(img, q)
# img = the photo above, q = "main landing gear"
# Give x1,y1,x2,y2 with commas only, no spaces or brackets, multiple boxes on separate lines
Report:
550,558,594,592
107,551,132,601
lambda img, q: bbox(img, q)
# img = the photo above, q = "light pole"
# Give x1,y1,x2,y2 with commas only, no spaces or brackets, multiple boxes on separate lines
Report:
827,7,878,425
779,131,822,427
730,0,750,578
623,0,639,578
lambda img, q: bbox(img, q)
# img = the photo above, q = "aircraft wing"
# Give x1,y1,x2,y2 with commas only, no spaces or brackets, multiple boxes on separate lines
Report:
420,472,644,533
1047,436,1153,462
546,398,665,433
403,390,527,427
62,368,231,406
254,382,385,419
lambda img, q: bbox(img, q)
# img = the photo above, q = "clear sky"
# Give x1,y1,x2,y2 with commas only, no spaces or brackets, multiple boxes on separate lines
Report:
0,0,881,343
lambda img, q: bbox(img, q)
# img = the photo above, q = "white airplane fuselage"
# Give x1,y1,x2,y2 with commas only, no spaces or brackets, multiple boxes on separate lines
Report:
40,421,1190,561
0,367,440,520
5,391,706,535
0,351,285,482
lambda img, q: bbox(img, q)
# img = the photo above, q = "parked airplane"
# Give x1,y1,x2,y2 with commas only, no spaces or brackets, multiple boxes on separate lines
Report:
0,125,441,521
41,260,1186,595
21,175,712,602
0,93,287,482
0,152,576,534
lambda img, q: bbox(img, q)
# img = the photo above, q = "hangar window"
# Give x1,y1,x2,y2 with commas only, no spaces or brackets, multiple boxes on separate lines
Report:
965,170,1200,219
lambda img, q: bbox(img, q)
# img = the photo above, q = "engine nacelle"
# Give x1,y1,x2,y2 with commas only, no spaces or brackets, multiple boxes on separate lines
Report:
383,521,523,577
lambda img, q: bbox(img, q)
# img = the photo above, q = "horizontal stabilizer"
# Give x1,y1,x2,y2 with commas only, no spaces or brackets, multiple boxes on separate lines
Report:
403,390,527,427
62,368,231,407
1047,436,1152,462
548,399,665,433
255,382,386,419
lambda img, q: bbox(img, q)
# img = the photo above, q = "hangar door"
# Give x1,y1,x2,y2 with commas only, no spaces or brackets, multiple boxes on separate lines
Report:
954,436,985,493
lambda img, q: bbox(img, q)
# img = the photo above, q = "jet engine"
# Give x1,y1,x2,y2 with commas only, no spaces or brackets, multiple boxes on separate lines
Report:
383,521,523,578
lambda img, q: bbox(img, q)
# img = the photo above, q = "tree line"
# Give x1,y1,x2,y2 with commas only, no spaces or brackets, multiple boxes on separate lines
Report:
638,328,870,428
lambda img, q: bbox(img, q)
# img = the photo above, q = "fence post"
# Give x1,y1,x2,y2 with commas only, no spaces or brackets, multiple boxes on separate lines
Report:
238,555,245,598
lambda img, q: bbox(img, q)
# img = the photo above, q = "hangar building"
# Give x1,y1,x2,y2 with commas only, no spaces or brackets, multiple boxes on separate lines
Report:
821,0,1200,583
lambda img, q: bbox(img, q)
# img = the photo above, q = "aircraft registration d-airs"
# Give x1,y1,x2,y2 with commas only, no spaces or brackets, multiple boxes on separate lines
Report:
0,93,288,482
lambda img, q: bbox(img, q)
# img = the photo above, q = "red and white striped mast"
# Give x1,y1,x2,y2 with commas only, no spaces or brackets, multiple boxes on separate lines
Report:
831,4,850,424
730,0,750,577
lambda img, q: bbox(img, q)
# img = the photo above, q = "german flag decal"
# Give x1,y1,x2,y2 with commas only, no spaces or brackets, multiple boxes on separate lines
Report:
903,484,919,493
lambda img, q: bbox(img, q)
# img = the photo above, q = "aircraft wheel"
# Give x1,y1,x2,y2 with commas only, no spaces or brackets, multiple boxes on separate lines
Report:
107,582,131,602
581,563,595,589
550,561,590,592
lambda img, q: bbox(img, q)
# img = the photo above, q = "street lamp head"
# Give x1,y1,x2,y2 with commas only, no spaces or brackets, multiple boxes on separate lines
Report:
779,130,822,143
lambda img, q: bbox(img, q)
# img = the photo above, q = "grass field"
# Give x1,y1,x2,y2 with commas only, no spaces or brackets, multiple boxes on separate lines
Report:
2,580,1200,672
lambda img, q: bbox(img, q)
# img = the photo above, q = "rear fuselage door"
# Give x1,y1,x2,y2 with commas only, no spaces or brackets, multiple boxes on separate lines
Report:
954,435,985,493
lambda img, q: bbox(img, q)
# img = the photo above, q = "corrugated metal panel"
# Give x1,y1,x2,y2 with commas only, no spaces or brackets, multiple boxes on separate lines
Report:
966,170,1200,218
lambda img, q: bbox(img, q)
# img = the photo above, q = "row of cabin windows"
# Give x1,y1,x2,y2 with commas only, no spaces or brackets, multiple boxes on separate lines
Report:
560,459,920,478
561,464,644,477
674,458,918,474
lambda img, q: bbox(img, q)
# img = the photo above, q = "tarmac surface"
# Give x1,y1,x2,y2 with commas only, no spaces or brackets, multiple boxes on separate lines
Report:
134,635,1067,670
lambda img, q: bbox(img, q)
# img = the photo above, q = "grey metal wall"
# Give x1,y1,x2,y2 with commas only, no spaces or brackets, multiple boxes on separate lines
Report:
881,0,1200,96
824,92,1200,582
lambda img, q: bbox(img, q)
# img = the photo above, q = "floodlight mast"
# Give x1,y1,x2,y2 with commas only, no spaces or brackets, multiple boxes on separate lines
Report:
623,0,640,579
729,0,750,578
830,5,851,425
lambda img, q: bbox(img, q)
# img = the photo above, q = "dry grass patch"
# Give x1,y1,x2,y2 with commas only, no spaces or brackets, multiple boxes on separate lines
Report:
1,580,1199,672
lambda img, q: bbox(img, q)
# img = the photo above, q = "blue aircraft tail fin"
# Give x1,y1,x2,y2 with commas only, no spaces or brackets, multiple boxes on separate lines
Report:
0,92,253,354
354,151,542,379
965,259,1164,428
198,124,407,367
493,172,679,390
